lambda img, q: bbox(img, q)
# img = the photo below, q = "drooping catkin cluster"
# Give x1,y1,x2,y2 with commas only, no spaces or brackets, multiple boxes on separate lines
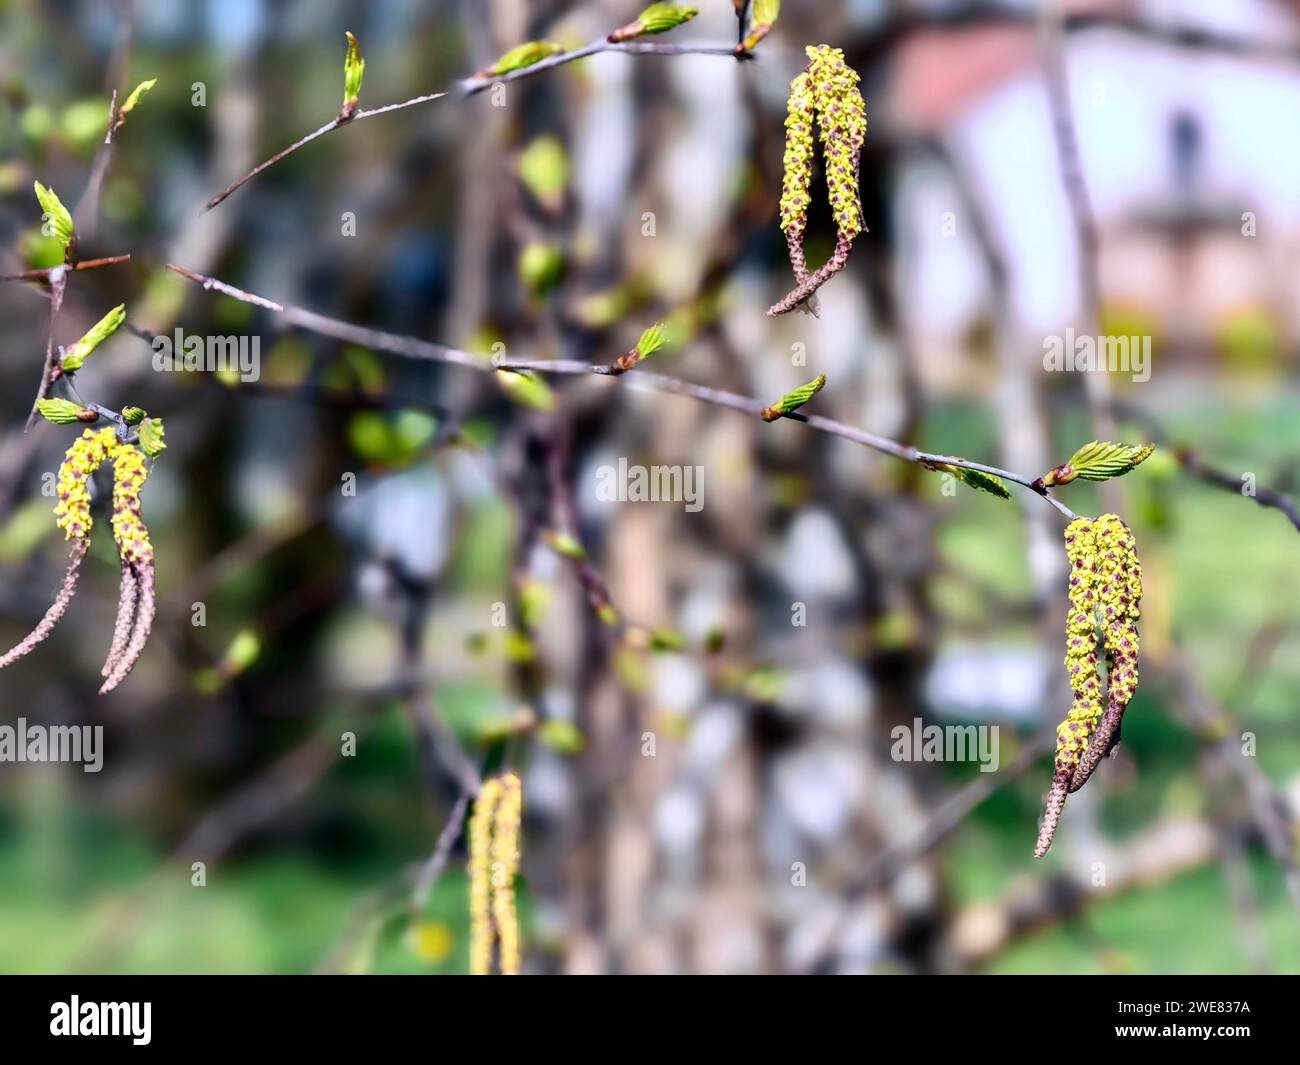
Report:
1036,514,1142,857
1,427,158,691
468,772,523,975
769,45,867,317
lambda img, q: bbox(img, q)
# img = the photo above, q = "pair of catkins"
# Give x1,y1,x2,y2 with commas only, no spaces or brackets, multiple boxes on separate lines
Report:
0,427,157,692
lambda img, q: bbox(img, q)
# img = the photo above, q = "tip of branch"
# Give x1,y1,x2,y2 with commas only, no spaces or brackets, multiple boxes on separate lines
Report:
1033,770,1072,858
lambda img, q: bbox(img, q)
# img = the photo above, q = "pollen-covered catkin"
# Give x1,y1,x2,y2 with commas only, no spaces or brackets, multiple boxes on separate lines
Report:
466,772,524,975
1068,514,1142,793
53,428,116,541
108,442,154,566
805,44,866,241
769,45,867,316
491,773,523,976
1036,514,1143,857
1055,516,1103,769
778,71,815,237
468,777,501,976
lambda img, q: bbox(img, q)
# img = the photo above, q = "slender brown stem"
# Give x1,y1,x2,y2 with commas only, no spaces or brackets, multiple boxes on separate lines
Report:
461,39,744,95
204,37,741,212
166,263,1079,521
0,539,89,667
203,92,445,210
204,116,343,211
0,254,132,284
25,268,68,431
408,791,475,918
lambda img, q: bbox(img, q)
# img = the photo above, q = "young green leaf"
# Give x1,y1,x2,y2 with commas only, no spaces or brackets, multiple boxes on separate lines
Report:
517,241,564,297
636,322,669,359
35,398,94,425
538,719,585,755
117,78,157,121
648,627,687,652
60,303,126,372
741,0,780,50
137,417,166,457
342,32,365,116
33,181,74,256
608,4,700,42
935,463,1011,499
477,41,565,79
761,373,826,421
1042,440,1155,486
614,322,671,372
517,135,569,210
547,529,587,560
495,369,555,412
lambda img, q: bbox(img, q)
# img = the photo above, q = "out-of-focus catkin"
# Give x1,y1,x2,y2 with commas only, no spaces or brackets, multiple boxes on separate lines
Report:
467,772,523,975
468,777,500,976
491,773,523,976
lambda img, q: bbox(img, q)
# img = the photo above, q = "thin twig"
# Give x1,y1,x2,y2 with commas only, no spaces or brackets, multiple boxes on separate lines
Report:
166,264,1079,521
1177,449,1300,533
0,254,132,284
203,93,446,210
459,39,744,96
1109,399,1300,534
204,37,741,211
408,792,474,918
25,267,68,431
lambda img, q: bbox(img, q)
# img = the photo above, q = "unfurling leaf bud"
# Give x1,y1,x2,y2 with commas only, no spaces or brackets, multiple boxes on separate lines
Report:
929,462,1012,499
121,406,147,426
37,398,94,425
608,4,700,43
547,529,586,560
636,322,669,359
115,78,157,129
476,41,565,79
1040,440,1155,487
61,303,126,372
761,373,826,421
495,369,555,412
615,322,670,371
341,32,365,118
739,0,780,52
137,417,166,457
34,181,75,258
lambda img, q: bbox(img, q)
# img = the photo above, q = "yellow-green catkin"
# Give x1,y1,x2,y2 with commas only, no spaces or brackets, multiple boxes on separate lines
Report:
805,45,866,241
467,772,524,975
1093,513,1141,712
778,71,815,236
491,773,523,976
770,45,867,316
468,777,501,976
54,428,116,541
778,47,866,240
109,444,154,566
1056,516,1103,769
